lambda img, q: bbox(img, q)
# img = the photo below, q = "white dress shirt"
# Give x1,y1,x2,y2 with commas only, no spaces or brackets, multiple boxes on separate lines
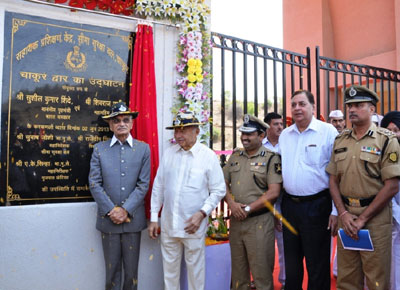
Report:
279,117,338,215
262,137,280,153
110,134,133,147
151,142,226,238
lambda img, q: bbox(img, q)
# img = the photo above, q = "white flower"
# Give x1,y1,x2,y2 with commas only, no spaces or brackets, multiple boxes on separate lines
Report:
154,6,162,16
144,6,153,16
161,0,170,9
136,4,145,14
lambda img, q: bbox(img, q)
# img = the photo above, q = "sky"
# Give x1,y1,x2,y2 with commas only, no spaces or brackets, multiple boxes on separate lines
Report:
210,0,283,48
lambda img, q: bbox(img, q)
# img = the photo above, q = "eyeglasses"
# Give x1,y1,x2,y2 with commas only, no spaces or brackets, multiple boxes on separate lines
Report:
111,117,132,124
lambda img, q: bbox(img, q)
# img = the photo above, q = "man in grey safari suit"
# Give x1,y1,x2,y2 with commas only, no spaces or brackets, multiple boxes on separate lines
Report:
89,102,150,290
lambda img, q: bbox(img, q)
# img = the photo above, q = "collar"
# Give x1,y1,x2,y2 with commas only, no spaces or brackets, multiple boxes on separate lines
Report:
174,141,201,156
288,116,318,134
110,134,133,147
242,145,265,158
262,136,278,147
350,122,377,139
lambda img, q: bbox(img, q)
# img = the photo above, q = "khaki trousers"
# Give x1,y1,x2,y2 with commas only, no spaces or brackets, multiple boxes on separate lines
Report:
229,212,275,290
337,204,392,290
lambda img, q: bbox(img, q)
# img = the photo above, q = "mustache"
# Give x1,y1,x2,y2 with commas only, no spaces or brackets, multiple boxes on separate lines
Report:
349,113,358,118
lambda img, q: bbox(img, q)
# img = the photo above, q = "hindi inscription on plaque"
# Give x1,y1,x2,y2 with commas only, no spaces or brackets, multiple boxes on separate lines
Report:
1,12,134,205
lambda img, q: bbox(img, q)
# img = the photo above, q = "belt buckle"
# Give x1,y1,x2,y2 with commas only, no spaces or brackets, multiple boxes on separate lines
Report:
292,197,300,203
348,197,361,207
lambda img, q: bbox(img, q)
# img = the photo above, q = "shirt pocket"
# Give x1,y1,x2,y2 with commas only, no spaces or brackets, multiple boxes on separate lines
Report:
187,168,206,189
250,165,267,189
360,152,380,178
334,152,347,174
304,145,320,166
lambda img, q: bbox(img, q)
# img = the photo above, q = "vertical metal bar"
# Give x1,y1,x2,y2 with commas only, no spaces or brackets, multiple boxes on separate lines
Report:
315,46,321,120
282,52,287,118
395,81,398,110
306,47,312,92
232,49,237,149
299,66,303,90
366,75,370,89
243,42,248,114
263,48,268,116
351,67,354,85
220,46,225,151
358,74,362,86
387,80,391,112
273,50,278,113
325,69,330,118
343,72,347,121
290,54,295,95
334,69,338,109
373,71,377,93
380,78,384,114
254,47,258,117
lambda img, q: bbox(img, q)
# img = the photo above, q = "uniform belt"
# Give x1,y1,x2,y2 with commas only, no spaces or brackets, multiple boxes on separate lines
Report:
284,189,330,203
341,195,376,207
248,207,269,218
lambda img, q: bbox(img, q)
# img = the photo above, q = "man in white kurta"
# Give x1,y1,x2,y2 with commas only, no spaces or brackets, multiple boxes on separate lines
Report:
148,112,226,290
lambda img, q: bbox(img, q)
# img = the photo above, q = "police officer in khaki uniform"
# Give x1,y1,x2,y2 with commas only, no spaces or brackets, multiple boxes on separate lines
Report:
224,114,282,290
326,86,400,290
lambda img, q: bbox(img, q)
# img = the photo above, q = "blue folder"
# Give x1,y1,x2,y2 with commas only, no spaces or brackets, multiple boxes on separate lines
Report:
338,228,374,251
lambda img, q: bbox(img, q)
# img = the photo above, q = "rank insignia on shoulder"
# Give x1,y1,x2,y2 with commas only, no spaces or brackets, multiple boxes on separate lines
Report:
361,146,381,155
389,152,398,163
230,162,238,166
274,163,282,174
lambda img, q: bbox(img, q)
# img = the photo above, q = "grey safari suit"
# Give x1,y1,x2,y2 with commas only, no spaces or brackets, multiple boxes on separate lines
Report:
89,135,150,290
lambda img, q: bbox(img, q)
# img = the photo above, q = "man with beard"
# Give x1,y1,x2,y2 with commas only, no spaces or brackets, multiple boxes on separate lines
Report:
224,114,282,290
327,86,400,290
279,90,338,290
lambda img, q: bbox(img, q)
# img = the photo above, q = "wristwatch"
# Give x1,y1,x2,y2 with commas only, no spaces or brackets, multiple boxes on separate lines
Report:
244,205,251,213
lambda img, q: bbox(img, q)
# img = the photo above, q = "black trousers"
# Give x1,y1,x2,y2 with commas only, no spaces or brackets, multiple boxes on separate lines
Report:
281,190,332,290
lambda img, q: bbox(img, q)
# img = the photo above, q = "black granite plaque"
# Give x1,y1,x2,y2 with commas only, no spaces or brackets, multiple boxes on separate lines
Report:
1,12,134,205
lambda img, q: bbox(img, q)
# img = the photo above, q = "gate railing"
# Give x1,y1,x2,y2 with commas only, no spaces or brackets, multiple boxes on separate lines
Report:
210,34,400,222
315,46,400,120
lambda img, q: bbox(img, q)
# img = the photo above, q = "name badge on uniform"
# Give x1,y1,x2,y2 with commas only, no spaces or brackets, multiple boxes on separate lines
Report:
334,147,347,154
361,146,381,155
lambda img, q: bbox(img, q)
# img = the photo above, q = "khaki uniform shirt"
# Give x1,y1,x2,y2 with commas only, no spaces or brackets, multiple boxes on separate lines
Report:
223,146,282,204
326,123,400,198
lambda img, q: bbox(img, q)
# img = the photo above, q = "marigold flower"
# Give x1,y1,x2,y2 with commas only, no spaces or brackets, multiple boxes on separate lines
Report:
188,74,197,83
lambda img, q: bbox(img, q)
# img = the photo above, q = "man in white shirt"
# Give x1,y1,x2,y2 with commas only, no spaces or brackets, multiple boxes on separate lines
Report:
148,111,226,290
381,111,400,290
279,90,338,290
263,112,285,289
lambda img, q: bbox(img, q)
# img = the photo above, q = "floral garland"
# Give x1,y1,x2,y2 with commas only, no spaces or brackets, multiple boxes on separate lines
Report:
135,0,212,143
51,0,212,143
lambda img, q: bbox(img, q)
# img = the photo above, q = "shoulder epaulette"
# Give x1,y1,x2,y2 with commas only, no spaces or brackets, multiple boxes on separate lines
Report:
335,129,351,139
233,147,244,156
377,127,395,137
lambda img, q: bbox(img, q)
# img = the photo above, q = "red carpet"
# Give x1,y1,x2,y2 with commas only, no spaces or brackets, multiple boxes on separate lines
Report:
272,237,337,290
